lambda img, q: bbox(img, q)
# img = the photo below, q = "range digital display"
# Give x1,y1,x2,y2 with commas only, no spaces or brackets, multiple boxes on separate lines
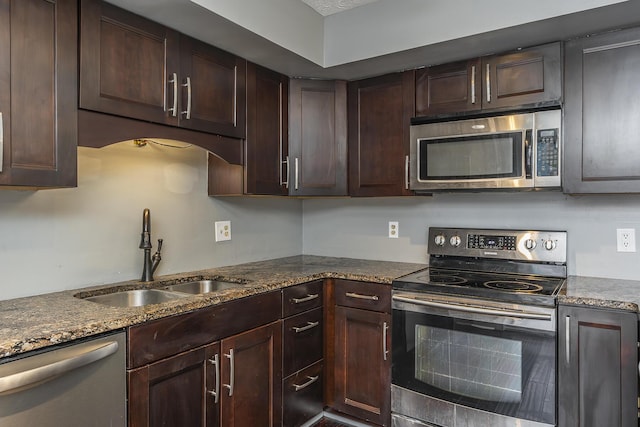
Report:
468,234,517,251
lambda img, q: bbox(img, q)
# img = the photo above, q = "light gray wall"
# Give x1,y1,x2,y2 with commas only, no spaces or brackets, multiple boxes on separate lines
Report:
302,193,640,280
0,143,302,301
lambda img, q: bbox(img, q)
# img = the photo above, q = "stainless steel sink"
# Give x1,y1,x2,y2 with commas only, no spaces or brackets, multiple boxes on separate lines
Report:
162,280,245,295
83,289,188,308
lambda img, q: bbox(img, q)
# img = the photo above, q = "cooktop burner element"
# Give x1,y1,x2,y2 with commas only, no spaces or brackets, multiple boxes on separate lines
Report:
483,280,544,293
392,227,568,306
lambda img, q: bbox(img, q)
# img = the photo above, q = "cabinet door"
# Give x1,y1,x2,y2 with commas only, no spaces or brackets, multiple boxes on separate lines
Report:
288,79,347,196
220,321,282,427
245,62,288,195
348,71,415,197
128,342,221,427
79,0,179,126
0,0,77,188
558,305,638,427
334,306,391,426
179,35,246,139
564,28,640,193
415,59,481,116
483,42,561,110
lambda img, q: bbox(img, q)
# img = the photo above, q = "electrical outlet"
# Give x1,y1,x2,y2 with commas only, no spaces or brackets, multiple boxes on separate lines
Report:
617,228,635,252
215,221,231,242
388,221,399,239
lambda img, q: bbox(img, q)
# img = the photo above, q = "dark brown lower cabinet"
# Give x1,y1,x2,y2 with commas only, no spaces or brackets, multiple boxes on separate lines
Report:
283,361,324,427
558,304,638,427
334,305,391,426
128,321,282,427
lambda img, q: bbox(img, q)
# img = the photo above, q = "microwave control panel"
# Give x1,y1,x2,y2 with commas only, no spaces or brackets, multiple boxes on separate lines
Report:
536,128,559,177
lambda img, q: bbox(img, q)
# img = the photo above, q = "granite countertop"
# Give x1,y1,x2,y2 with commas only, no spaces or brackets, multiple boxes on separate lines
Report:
0,255,426,359
560,275,640,313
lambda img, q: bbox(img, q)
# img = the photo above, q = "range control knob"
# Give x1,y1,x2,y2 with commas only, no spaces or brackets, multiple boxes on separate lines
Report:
434,234,446,246
449,236,462,247
543,239,557,251
524,238,537,250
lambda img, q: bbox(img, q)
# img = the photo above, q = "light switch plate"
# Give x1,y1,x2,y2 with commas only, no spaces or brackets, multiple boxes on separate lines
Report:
215,221,231,242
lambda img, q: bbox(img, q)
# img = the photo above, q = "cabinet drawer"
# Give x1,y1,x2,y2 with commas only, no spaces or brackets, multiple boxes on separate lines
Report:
283,308,323,377
283,281,323,317
128,290,281,368
283,361,324,427
334,280,391,313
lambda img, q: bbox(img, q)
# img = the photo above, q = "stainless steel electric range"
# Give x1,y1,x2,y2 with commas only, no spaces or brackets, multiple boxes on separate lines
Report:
391,227,567,427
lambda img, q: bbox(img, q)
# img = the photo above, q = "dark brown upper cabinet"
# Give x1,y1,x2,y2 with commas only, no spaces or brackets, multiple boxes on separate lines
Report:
564,27,640,193
416,42,562,117
79,0,246,140
289,79,348,196
0,0,77,188
348,71,415,197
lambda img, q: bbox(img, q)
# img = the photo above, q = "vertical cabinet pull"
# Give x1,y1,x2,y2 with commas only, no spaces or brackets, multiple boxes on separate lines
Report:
485,63,491,103
207,354,220,403
470,65,476,104
281,156,289,188
565,315,570,365
0,112,3,173
405,155,410,190
167,73,178,117
294,157,300,190
383,322,389,361
182,76,192,120
223,349,234,397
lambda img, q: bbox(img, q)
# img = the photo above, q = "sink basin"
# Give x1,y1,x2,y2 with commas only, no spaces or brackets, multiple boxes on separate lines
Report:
83,289,188,307
162,280,245,295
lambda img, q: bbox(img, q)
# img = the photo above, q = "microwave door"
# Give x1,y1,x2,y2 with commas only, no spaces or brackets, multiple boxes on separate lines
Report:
416,131,532,190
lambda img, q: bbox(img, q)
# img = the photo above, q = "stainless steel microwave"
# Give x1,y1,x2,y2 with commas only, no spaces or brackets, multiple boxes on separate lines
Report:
409,110,561,191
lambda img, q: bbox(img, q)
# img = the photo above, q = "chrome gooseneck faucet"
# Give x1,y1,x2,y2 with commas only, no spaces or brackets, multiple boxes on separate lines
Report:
140,208,163,282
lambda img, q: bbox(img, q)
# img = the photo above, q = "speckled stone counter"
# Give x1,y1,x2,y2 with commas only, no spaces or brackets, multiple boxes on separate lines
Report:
560,275,640,313
0,255,426,359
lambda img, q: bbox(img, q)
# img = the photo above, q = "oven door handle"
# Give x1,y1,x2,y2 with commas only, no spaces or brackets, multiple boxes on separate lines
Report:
392,294,552,320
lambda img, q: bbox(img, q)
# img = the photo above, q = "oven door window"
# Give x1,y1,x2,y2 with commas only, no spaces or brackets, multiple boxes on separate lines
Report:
392,309,556,425
418,132,523,181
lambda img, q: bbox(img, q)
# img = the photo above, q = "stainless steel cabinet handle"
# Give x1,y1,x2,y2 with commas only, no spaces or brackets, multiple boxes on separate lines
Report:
167,72,178,117
291,293,319,304
281,156,290,188
292,321,319,333
0,112,3,173
486,63,491,103
294,157,299,190
182,76,192,120
293,375,319,391
405,155,410,190
346,292,379,301
223,349,234,397
470,65,476,104
383,321,389,361
0,341,118,394
207,353,220,403
565,315,571,365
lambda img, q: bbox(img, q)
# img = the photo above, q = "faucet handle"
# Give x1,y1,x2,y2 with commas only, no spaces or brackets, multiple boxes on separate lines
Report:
156,239,163,253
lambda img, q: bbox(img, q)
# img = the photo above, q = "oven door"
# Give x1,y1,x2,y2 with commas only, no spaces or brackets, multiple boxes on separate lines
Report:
392,292,556,425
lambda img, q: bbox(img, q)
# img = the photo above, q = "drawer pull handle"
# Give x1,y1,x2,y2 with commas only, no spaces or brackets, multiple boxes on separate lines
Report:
292,321,319,333
291,294,319,304
293,375,319,392
346,292,379,301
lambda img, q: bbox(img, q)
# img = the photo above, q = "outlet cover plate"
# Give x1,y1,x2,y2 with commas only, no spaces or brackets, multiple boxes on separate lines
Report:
388,221,399,239
215,221,231,242
617,228,635,252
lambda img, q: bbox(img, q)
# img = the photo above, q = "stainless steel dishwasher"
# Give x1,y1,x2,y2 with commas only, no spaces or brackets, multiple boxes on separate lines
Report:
0,330,126,426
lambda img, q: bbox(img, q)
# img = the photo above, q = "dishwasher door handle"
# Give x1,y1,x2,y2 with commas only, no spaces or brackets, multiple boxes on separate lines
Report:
0,341,119,395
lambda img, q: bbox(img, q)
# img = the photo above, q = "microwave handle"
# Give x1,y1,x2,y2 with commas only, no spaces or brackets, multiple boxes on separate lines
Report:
525,130,533,179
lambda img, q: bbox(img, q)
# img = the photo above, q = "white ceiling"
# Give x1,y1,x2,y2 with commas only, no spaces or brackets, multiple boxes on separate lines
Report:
300,0,380,16
106,0,640,80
